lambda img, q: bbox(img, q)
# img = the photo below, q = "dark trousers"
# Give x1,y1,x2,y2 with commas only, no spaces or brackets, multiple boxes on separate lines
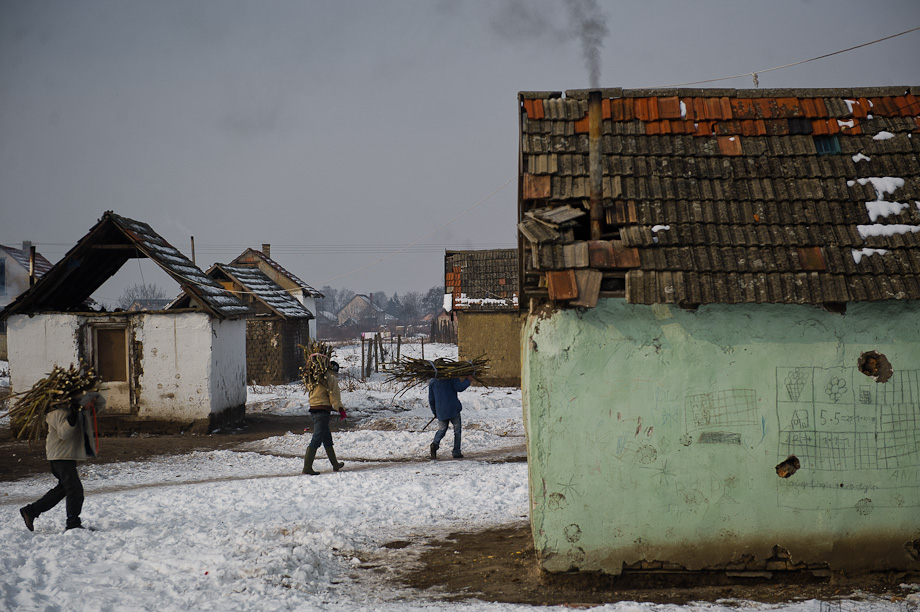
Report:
308,410,334,450
27,460,83,529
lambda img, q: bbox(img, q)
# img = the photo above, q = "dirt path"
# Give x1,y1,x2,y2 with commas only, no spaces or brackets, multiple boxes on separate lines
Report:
3,415,916,607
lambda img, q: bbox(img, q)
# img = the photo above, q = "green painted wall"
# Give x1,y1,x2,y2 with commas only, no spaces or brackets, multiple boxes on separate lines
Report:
523,299,920,574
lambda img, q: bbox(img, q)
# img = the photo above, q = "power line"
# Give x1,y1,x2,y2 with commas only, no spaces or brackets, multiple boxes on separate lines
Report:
318,176,517,285
646,26,920,89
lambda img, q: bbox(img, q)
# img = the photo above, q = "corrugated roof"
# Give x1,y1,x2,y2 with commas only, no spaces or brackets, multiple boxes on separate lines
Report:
0,211,251,320
518,86,920,306
445,249,519,311
210,264,313,319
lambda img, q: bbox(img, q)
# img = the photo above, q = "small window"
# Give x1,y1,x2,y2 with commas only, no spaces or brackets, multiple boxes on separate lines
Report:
814,135,840,155
0,259,6,295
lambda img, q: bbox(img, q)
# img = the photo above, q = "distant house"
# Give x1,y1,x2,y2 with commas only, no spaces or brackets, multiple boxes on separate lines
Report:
186,263,314,385
444,249,522,387
337,294,397,329
0,212,252,433
0,242,53,359
230,244,324,339
518,87,920,574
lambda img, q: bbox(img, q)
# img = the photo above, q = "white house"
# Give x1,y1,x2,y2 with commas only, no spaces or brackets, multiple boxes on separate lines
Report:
0,212,252,433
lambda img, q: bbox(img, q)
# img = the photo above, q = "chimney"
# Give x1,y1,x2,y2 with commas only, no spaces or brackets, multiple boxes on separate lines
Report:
24,241,35,286
261,243,271,258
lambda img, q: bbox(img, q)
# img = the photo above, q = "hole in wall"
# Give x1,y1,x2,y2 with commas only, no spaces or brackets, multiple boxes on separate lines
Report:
858,351,892,383
775,455,800,478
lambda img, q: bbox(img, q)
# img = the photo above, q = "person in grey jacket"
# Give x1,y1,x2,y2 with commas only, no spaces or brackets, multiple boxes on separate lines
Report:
20,392,105,532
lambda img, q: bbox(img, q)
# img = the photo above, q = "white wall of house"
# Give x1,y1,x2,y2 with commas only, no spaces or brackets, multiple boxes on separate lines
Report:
135,311,215,420
7,314,82,391
303,295,317,339
7,311,247,421
0,252,33,309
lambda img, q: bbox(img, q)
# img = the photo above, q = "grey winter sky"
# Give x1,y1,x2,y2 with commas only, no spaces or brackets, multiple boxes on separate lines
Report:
1,0,919,306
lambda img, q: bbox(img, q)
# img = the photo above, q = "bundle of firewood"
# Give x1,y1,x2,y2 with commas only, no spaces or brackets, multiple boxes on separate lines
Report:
299,340,335,390
385,356,490,394
6,361,101,443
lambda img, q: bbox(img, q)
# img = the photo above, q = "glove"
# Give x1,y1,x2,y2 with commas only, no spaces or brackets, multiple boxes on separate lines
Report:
338,409,347,421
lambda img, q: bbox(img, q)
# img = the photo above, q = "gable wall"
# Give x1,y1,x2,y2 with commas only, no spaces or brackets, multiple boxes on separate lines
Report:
524,299,920,573
457,311,523,387
0,251,33,309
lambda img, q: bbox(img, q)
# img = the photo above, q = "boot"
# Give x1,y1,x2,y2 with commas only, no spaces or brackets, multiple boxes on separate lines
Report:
302,447,319,475
325,445,344,472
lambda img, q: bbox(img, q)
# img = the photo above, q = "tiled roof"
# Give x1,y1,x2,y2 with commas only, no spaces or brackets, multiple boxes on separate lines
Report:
0,244,54,276
445,249,519,311
211,264,313,319
230,249,324,298
0,212,251,320
518,86,920,306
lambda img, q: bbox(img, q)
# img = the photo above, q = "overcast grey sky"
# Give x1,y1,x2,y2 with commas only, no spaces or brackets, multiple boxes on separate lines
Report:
2,0,919,305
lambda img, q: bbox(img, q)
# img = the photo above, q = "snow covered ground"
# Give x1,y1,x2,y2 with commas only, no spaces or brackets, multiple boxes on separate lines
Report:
2,344,918,611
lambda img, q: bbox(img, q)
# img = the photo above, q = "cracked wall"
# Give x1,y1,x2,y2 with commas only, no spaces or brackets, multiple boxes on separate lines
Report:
523,299,920,574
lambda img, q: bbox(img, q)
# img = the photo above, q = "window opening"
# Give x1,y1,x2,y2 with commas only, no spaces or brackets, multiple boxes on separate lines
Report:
0,259,6,294
814,135,840,155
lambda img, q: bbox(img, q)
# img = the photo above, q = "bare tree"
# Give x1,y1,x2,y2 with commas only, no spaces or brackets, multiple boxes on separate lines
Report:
400,291,424,325
116,284,168,310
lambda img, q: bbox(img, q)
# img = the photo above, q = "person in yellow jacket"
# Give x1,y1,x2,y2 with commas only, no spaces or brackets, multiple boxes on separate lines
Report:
20,391,105,532
303,360,346,475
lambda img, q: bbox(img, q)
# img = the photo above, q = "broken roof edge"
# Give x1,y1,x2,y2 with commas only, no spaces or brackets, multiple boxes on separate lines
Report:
208,263,315,320
521,86,920,101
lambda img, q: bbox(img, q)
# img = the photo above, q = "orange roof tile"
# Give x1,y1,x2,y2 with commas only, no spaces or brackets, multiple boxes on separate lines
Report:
719,97,733,119
811,119,828,135
775,98,803,117
800,98,818,118
754,99,775,118
731,98,757,119
694,121,714,136
602,98,611,119
533,99,545,120
691,98,707,121
645,121,661,135
522,99,534,117
813,98,828,117
717,135,743,156
905,94,920,115
703,98,723,120
657,96,682,119
634,97,650,121
574,114,590,133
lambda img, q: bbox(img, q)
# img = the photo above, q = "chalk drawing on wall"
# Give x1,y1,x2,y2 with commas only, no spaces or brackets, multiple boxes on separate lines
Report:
776,367,920,509
685,389,757,432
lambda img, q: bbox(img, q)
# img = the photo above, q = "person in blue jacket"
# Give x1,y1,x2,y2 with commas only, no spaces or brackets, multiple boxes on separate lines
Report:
428,373,472,459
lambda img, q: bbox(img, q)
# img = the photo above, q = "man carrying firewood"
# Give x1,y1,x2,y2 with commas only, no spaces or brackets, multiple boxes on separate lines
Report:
428,373,473,460
20,391,105,532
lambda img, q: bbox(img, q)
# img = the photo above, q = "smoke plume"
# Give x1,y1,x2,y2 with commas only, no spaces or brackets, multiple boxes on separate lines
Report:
563,0,608,88
491,0,609,88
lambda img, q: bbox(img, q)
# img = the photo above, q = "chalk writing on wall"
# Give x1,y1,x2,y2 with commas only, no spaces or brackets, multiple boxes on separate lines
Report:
776,366,920,509
685,389,757,431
